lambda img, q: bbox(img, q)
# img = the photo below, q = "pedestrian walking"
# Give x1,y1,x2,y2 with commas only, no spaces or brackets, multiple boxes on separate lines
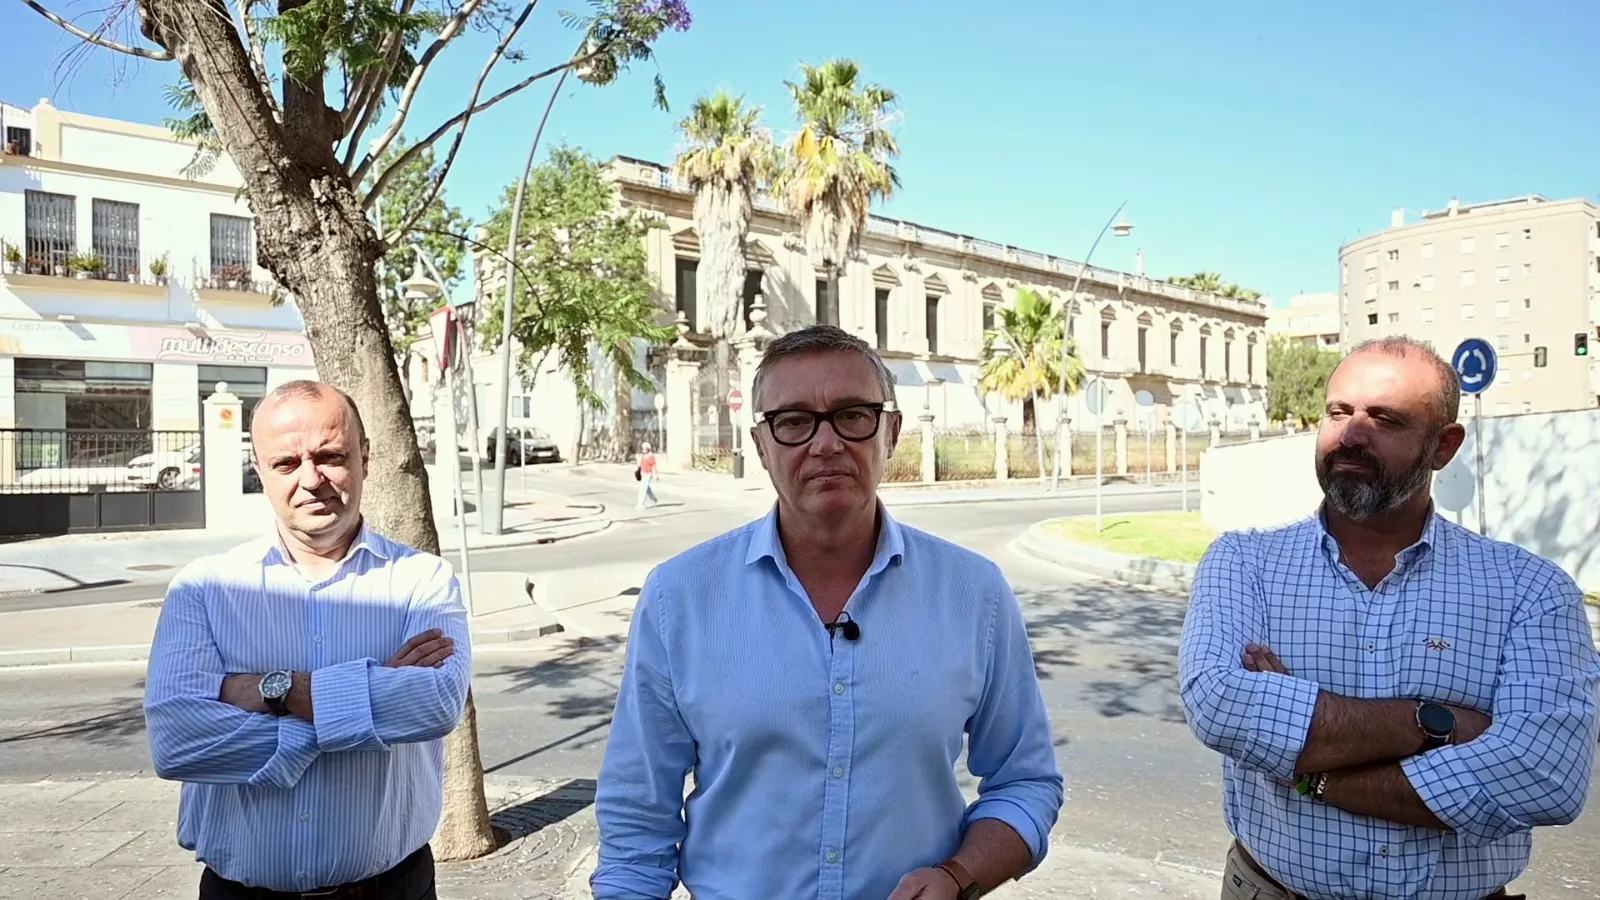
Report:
143,380,471,900
590,325,1063,900
635,441,658,509
1179,337,1600,900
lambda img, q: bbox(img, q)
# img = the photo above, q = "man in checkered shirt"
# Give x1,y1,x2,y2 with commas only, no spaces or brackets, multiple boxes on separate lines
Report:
1180,336,1600,900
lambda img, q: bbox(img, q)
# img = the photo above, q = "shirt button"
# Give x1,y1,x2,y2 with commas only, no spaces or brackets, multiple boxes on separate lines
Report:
1366,642,1376,652
314,635,323,644
832,766,844,778
300,813,310,822
833,682,845,695
296,872,307,881
825,850,839,863
1378,845,1390,857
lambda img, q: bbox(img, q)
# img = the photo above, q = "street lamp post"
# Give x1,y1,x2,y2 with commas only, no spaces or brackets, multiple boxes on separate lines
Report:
409,270,475,617
1052,204,1133,492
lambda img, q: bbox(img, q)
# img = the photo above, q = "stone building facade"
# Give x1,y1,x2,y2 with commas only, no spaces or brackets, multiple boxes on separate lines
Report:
461,155,1270,469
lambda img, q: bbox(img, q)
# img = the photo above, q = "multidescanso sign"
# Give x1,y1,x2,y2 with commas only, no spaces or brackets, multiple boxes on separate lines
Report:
157,333,310,363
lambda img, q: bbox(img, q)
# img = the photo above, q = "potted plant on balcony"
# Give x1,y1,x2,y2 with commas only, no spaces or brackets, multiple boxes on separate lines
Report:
216,263,250,291
70,252,105,280
149,254,169,286
2,245,20,275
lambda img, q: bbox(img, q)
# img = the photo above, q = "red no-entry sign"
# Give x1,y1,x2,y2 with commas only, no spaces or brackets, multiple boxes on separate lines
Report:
727,389,743,412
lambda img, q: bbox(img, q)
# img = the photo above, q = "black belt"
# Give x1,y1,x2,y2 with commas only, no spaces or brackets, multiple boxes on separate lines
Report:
202,844,432,900
1236,842,1523,900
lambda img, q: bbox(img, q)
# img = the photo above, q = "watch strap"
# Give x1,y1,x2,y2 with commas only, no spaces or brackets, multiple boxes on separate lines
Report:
1416,701,1453,751
935,859,980,899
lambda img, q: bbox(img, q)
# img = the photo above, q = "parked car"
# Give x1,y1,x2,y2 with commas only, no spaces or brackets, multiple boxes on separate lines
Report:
485,426,561,466
127,444,202,491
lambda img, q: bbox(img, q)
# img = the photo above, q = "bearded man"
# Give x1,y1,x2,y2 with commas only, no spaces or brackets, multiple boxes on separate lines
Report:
1178,337,1599,900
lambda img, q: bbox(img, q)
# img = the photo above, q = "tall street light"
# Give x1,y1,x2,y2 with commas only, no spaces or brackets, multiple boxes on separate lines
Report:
1052,204,1133,492
484,60,574,535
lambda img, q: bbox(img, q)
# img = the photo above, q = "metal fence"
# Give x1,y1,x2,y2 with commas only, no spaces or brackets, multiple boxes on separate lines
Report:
628,408,665,455
933,427,996,481
0,429,202,493
885,430,922,482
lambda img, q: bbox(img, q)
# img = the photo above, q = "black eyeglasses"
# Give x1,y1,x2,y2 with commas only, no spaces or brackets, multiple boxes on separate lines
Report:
757,402,897,447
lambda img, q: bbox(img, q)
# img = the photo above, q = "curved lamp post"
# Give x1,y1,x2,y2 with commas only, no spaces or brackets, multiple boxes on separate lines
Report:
1051,204,1133,491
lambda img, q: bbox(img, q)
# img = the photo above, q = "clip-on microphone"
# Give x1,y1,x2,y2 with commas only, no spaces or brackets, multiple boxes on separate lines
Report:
826,611,861,641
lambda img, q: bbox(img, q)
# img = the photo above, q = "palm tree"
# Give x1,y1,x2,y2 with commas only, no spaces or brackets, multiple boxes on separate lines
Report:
978,289,1085,481
774,59,900,313
1170,271,1226,293
674,90,774,447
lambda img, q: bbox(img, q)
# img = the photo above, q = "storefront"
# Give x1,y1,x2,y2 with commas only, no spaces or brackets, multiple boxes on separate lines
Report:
0,318,317,433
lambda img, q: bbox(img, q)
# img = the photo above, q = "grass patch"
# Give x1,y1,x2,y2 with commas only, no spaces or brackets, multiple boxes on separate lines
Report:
1043,511,1219,564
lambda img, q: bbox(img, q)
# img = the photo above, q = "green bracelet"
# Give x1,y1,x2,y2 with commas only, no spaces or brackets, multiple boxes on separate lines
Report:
1293,774,1313,795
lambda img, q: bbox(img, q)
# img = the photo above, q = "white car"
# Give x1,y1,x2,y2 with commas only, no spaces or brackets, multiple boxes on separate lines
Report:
127,444,202,491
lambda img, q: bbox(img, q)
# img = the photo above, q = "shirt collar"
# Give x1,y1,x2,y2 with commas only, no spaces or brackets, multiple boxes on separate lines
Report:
258,518,390,567
1314,501,1443,565
746,501,907,580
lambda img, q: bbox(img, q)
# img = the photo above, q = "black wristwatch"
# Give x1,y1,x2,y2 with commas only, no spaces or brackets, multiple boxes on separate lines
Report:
1416,701,1456,751
259,670,293,716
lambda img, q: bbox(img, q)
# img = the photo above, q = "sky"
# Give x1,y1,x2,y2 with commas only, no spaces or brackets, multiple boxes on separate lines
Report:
1,0,1596,308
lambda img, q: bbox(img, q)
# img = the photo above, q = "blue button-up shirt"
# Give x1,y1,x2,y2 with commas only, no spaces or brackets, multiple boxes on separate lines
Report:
591,505,1063,900
143,524,471,891
1179,509,1600,900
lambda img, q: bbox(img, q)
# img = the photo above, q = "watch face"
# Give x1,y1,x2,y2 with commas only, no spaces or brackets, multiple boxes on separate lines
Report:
260,671,292,699
1418,702,1455,737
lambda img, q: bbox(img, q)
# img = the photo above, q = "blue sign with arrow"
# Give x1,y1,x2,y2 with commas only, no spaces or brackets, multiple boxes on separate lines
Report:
1451,338,1497,395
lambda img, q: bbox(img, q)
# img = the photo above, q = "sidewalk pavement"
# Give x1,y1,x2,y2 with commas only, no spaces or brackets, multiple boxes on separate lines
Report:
0,773,1222,900
0,471,608,596
0,570,564,669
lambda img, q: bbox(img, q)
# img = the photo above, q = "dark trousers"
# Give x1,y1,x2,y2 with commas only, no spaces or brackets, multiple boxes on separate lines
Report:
198,844,435,900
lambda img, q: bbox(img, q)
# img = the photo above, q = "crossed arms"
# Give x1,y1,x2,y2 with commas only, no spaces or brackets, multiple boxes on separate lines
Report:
143,560,471,789
1178,534,1600,846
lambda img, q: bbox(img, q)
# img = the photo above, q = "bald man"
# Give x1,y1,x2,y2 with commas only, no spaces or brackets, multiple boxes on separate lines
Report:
1180,337,1599,900
144,380,470,900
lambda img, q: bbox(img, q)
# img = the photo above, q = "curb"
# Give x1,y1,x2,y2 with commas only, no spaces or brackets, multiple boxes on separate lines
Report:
1014,520,1198,593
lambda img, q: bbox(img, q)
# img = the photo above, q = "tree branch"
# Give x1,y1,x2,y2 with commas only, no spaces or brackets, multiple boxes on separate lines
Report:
376,0,542,245
235,0,280,118
362,45,600,210
351,0,488,181
17,0,176,60
340,0,417,158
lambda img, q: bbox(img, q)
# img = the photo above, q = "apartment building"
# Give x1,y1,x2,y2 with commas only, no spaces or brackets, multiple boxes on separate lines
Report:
0,98,314,435
1339,195,1600,416
1267,291,1340,351
461,155,1270,456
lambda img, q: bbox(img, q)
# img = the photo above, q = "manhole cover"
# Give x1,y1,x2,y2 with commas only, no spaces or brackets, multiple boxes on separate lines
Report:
127,564,176,572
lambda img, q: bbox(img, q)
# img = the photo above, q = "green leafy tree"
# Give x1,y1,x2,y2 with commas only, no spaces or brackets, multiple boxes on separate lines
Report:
21,0,690,862
978,288,1084,480
1266,335,1341,427
364,137,470,394
774,59,900,308
1170,271,1264,301
479,145,675,462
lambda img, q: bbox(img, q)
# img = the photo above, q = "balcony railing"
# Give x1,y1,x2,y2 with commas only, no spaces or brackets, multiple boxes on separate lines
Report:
1,238,173,292
610,157,1268,319
194,262,275,299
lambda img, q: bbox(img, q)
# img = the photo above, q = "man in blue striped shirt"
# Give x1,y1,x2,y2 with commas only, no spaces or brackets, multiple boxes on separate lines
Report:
591,325,1063,900
144,380,471,899
1180,338,1600,900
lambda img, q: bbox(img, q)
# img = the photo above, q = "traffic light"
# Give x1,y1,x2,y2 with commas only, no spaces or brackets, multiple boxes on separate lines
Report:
1534,346,1547,368
1578,332,1591,357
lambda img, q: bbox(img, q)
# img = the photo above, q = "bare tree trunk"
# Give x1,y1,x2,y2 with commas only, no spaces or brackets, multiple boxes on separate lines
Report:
134,0,495,860
610,365,633,459
1031,388,1047,484
434,691,496,860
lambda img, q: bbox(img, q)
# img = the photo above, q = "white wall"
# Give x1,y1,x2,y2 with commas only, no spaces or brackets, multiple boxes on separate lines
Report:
1201,409,1600,591
0,163,295,331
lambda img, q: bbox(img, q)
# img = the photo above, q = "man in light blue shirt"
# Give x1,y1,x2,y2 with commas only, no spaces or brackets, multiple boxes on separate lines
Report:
1180,338,1600,900
144,380,471,898
591,325,1063,900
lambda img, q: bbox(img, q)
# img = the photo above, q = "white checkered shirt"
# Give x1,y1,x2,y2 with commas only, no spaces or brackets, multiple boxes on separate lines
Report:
1179,509,1600,900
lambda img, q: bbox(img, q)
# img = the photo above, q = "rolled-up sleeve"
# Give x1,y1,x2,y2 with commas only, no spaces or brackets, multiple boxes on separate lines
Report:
591,571,697,900
1401,561,1600,846
961,569,1065,870
1178,533,1320,779
144,569,320,788
311,558,472,753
